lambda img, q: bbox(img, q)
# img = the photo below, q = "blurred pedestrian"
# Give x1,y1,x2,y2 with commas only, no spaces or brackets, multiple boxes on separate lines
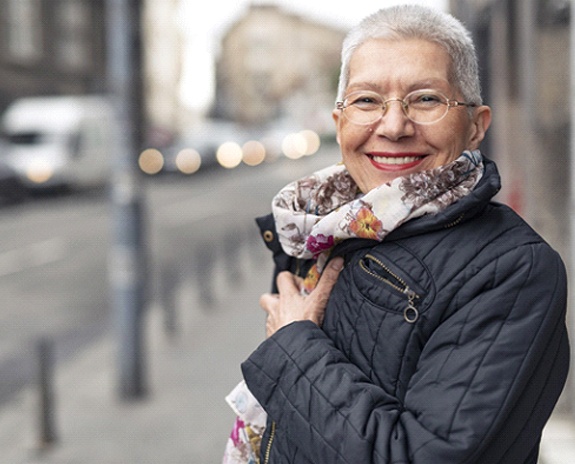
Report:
229,4,569,463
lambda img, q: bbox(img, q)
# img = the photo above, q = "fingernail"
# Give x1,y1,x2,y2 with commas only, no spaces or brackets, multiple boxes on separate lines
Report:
330,257,344,271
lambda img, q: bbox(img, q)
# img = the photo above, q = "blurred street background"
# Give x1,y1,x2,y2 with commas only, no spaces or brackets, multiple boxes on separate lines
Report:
0,0,573,463
0,146,336,463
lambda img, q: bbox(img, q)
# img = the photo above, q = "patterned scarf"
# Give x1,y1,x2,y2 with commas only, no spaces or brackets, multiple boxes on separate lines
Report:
273,150,484,293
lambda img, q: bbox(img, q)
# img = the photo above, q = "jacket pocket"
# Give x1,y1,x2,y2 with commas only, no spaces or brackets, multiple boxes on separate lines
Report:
359,253,422,323
352,243,434,321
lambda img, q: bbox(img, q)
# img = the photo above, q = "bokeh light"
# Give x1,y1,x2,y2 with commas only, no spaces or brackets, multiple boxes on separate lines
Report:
282,133,307,159
281,130,320,159
139,148,164,175
26,161,54,184
242,140,266,166
300,130,321,156
176,148,202,174
216,141,243,169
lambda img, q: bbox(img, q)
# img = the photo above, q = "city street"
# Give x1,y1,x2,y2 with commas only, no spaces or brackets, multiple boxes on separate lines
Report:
0,147,336,439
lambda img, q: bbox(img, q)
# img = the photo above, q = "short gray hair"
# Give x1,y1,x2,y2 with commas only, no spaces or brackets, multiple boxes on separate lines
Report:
336,5,482,105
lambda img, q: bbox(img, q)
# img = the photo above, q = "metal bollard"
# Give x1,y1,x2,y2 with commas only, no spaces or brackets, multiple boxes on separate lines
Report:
38,338,57,447
161,264,178,336
196,243,216,309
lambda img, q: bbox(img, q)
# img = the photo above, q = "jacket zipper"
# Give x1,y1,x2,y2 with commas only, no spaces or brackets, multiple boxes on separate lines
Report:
360,254,420,323
263,421,276,464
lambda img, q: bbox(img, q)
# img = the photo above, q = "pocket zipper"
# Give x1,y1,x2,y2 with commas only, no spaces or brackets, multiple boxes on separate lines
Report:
359,254,420,323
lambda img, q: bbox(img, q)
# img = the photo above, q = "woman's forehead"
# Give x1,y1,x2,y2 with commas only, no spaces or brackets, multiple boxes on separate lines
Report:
347,39,453,91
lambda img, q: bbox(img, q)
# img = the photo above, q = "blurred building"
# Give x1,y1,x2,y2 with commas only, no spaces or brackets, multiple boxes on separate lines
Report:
214,4,346,130
0,0,107,113
450,0,572,410
142,0,185,146
0,0,187,147
450,0,570,257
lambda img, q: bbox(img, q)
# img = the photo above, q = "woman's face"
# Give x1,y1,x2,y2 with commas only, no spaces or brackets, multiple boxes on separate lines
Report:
333,38,491,193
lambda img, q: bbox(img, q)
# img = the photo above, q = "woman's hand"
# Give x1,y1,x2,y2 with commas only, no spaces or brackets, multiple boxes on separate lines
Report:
259,257,344,337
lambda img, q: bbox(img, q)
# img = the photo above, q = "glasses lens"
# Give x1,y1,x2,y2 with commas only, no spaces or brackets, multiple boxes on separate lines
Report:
343,91,383,125
404,90,448,124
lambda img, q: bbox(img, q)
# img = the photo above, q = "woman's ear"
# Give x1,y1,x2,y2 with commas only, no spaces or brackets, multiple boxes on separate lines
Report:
468,105,492,150
332,109,342,145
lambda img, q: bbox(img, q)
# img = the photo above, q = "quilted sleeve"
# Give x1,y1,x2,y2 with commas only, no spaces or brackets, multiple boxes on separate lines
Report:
241,243,569,463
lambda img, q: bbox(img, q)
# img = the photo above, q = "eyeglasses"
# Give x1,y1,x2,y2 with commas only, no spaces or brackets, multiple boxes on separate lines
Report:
336,89,477,126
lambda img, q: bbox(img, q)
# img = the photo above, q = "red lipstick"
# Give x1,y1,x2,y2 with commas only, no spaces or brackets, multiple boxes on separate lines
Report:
368,152,426,171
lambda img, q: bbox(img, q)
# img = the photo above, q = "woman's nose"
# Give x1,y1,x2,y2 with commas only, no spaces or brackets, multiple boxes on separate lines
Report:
373,100,415,140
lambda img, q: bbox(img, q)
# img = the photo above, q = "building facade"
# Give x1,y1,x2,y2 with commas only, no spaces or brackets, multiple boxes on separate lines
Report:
450,0,572,411
0,0,107,113
0,0,187,147
451,0,570,255
142,0,185,145
214,4,346,129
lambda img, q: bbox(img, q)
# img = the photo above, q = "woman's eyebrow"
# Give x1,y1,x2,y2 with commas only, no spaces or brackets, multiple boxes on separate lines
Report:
345,82,380,92
346,78,451,94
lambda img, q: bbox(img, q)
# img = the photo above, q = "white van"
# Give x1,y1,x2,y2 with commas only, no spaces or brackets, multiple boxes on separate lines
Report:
0,95,115,190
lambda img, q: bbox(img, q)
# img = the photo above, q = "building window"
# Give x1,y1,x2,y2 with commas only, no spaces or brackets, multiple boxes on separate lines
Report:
6,0,42,61
55,0,90,70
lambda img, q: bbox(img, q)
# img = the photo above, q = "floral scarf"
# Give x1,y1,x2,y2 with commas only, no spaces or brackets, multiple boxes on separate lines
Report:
223,381,267,464
273,150,484,292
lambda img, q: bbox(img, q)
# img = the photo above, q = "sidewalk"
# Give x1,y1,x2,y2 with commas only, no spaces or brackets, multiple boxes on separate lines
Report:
0,235,268,463
540,410,575,464
0,236,573,464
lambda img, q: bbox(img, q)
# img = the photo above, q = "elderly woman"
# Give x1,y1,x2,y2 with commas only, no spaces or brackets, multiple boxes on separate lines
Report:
238,5,568,463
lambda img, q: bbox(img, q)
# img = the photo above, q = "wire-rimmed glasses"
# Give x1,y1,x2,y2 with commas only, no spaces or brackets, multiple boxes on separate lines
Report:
336,89,477,126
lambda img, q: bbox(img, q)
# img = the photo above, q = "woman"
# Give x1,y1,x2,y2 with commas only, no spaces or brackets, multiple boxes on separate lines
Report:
241,5,569,463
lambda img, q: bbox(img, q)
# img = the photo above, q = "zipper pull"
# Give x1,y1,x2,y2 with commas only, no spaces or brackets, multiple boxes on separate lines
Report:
403,287,419,323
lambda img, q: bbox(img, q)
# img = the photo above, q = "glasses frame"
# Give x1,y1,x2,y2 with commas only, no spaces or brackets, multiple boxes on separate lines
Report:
336,89,477,126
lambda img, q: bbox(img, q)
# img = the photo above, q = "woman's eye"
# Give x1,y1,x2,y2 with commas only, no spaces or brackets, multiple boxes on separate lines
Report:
350,95,380,107
419,93,441,102
408,93,443,108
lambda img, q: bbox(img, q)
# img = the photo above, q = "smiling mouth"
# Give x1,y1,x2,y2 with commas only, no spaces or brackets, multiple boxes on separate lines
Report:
371,155,424,165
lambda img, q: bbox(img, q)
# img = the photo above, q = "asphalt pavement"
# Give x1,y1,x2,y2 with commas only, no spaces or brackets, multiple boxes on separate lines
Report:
0,210,572,463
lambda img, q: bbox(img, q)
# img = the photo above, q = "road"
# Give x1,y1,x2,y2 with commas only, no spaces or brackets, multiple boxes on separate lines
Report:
0,147,337,406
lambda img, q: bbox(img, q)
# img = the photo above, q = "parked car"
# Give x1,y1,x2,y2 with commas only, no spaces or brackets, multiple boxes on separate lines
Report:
0,95,115,190
0,158,26,205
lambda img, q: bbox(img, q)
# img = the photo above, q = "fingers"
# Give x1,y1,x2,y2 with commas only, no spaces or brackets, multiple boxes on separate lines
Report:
307,257,343,307
259,292,278,309
314,257,344,291
275,270,301,295
259,257,345,337
260,292,280,338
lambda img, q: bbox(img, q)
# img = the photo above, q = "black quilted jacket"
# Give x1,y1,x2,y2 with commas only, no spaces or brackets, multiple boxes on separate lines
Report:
244,157,569,464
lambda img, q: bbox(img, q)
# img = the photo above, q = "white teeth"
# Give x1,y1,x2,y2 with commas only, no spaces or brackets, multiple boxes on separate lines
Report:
372,155,421,165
